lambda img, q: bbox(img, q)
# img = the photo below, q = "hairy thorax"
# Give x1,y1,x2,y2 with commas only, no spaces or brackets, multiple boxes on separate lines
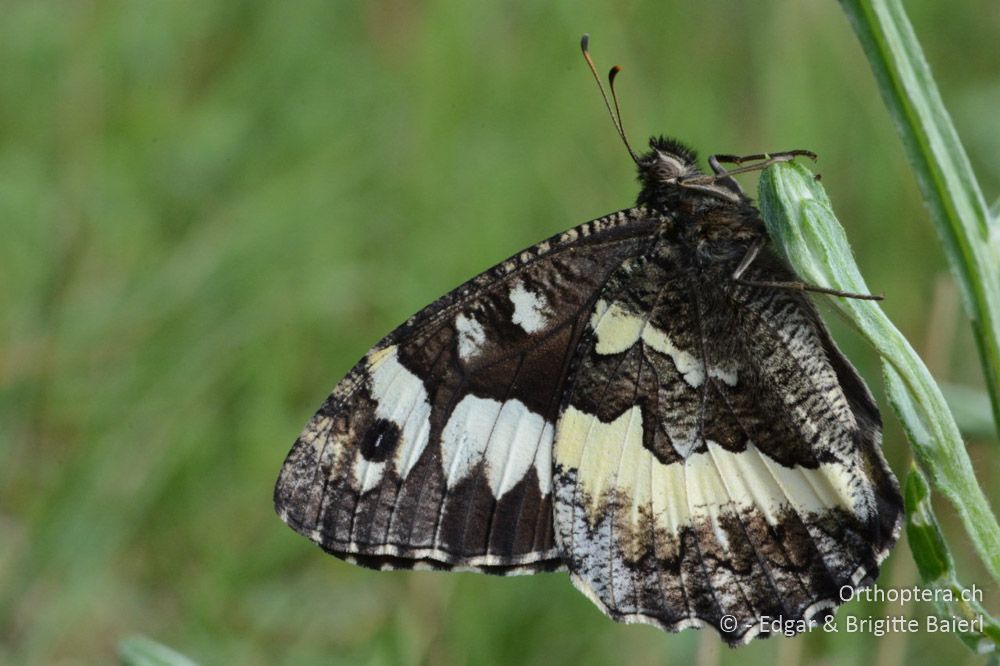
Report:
654,198,766,271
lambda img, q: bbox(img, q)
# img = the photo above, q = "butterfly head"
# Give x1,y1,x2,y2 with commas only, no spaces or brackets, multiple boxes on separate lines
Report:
637,136,701,182
636,136,744,208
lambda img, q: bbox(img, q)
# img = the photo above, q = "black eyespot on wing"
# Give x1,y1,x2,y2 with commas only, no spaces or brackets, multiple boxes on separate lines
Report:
274,206,661,574
359,418,401,463
274,126,901,646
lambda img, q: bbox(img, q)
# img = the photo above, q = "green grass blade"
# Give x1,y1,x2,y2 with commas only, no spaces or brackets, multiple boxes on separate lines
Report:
838,0,1000,438
904,466,1000,654
941,383,999,443
118,636,199,666
759,160,1000,587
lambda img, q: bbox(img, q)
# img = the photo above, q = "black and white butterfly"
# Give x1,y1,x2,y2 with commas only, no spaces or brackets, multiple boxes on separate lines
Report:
274,37,902,646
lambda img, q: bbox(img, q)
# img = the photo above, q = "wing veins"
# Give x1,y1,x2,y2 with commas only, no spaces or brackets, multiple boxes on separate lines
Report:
464,352,528,556
380,337,454,548
282,208,665,571
688,281,767,625
694,282,831,616
716,386,841,593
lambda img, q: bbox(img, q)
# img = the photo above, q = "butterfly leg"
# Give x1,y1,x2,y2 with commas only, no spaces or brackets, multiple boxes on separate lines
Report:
709,150,817,173
681,150,818,187
732,237,884,301
677,150,817,185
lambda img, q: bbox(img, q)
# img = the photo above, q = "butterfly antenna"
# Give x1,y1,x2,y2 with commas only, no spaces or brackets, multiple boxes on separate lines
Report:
607,65,639,163
581,35,640,164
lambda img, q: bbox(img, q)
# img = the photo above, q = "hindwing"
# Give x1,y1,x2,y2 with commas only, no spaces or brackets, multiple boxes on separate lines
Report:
552,243,902,644
274,207,659,573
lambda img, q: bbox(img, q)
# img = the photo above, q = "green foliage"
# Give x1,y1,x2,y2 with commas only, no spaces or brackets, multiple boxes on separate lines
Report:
1,1,997,664
840,0,1000,655
119,635,199,666
760,160,1000,655
838,0,1000,436
904,468,1000,654
942,383,998,443
760,161,1000,588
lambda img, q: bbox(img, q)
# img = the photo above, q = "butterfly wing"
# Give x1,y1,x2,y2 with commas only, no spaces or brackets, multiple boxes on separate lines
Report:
553,243,902,644
274,208,660,573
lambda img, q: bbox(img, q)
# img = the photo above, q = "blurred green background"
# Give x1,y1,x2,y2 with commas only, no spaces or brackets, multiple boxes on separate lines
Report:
2,1,998,664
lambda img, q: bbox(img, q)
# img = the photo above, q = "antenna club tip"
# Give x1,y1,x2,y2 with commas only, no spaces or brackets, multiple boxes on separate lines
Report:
609,64,622,83
581,34,590,51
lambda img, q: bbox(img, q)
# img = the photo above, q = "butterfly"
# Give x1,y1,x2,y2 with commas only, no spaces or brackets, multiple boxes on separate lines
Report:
274,36,902,645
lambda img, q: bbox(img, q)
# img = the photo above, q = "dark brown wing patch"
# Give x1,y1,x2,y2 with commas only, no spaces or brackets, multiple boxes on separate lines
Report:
274,208,660,573
552,243,901,644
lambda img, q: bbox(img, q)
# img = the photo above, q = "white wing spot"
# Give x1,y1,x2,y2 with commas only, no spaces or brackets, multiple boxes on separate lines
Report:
590,300,644,355
588,301,708,389
455,313,486,361
352,346,432,492
441,395,553,497
509,281,548,333
641,326,705,387
709,365,739,387
556,405,863,531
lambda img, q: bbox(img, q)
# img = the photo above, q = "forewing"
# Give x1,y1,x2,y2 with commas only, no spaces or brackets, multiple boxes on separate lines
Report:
552,245,902,643
275,208,659,573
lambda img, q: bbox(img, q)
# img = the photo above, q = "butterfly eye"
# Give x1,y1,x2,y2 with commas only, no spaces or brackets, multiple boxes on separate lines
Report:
652,150,682,171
